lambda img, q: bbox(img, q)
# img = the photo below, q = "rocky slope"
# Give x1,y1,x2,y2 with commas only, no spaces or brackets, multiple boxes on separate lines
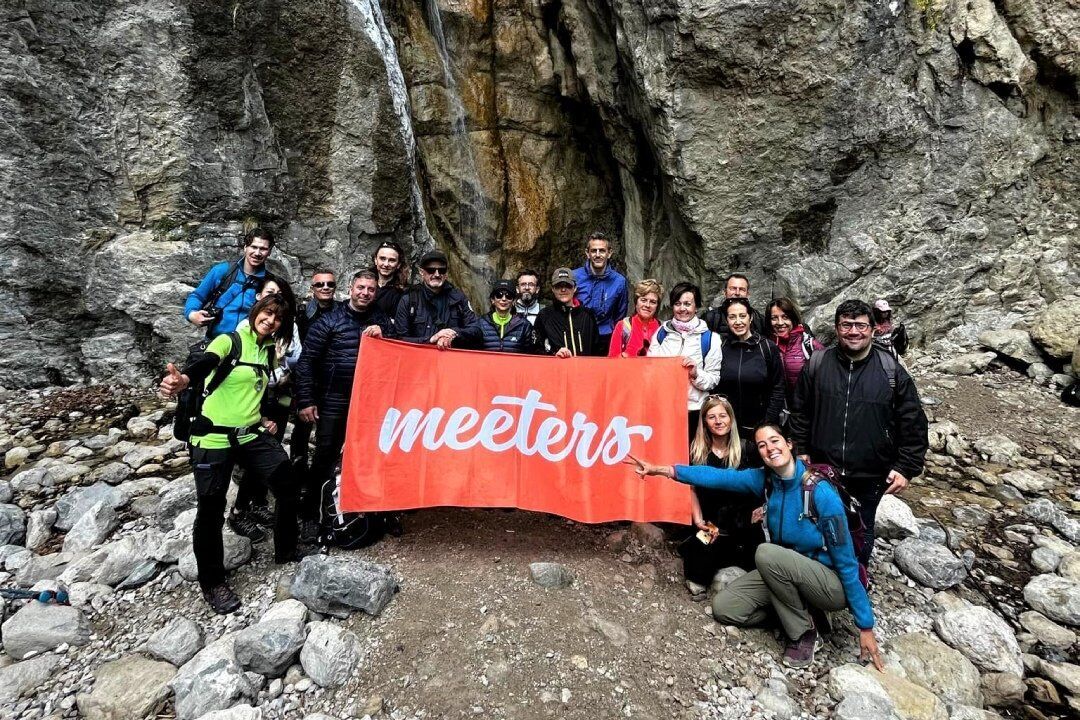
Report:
0,354,1078,719
0,0,1077,386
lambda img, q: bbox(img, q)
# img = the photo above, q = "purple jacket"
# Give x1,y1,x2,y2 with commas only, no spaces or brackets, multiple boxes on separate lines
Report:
774,326,824,398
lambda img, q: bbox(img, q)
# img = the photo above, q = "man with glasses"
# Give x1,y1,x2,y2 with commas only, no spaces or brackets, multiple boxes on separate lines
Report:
789,299,928,566
184,227,274,337
513,269,545,325
298,269,338,341
394,250,481,349
572,231,628,352
295,270,392,542
479,280,539,353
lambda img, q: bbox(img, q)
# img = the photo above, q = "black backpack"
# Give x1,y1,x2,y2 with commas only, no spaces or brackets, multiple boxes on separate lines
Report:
318,454,386,550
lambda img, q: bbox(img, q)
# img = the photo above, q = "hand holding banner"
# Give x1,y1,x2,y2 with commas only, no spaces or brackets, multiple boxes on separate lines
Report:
341,338,691,523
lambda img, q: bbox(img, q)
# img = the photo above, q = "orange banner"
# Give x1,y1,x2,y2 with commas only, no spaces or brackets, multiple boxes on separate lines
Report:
340,338,692,523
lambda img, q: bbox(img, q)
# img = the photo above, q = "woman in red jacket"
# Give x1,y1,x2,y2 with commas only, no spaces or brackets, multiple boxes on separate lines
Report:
766,297,823,406
608,279,663,357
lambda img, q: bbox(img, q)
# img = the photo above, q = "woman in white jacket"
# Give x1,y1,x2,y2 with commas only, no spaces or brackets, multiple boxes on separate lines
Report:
647,282,723,442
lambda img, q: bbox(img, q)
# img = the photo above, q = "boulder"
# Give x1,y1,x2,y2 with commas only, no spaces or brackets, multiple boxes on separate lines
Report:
145,616,205,666
1018,610,1076,649
1030,296,1080,360
63,500,119,552
0,503,27,545
828,664,947,720
971,435,1022,465
196,705,263,720
290,555,396,618
1023,574,1080,627
1058,550,1080,581
894,539,967,589
4,447,29,469
529,562,573,589
891,632,982,707
979,672,1025,707
978,329,1042,365
1001,469,1056,493
1033,657,1080,695
169,637,256,720
76,655,176,720
876,495,921,540
24,508,56,551
834,692,902,720
54,482,128,532
0,654,63,705
934,352,996,375
300,621,361,688
87,461,133,486
1022,499,1080,543
234,600,308,678
0,601,91,659
157,479,197,530
933,599,1023,675
178,533,252,581
1030,546,1060,573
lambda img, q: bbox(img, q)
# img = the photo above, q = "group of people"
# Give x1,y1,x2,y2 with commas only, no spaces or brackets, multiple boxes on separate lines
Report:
161,226,928,674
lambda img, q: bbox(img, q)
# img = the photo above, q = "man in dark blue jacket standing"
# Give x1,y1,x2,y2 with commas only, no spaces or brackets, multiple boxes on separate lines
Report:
295,270,391,541
572,231,628,354
184,228,273,337
394,250,482,349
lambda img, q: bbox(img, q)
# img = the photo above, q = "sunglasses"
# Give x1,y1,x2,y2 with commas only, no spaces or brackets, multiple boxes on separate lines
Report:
706,394,730,401
423,266,448,276
492,291,513,300
313,281,336,289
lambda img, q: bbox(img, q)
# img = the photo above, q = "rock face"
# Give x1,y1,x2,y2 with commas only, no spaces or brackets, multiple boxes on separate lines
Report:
0,0,1077,384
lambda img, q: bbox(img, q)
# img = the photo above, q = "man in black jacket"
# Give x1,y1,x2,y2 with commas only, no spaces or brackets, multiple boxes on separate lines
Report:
295,270,391,540
535,267,602,357
394,250,482,349
704,273,768,339
789,299,928,565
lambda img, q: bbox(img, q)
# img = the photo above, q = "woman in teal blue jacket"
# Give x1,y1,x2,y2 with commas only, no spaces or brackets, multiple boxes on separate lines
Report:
626,423,884,670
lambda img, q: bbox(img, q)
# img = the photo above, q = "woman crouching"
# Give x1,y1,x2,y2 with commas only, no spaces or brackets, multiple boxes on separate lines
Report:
626,422,882,670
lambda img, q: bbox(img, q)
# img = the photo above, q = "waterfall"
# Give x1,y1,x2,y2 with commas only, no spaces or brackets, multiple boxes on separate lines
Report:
343,0,431,248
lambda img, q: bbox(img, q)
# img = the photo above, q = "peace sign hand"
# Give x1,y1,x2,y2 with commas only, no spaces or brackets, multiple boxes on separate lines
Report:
622,454,672,479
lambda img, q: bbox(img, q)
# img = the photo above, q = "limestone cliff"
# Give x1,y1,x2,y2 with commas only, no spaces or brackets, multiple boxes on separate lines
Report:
0,0,1076,385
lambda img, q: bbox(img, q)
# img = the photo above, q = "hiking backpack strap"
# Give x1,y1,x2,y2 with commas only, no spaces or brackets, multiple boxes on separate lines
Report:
202,332,243,398
700,330,712,359
801,332,815,360
656,326,668,345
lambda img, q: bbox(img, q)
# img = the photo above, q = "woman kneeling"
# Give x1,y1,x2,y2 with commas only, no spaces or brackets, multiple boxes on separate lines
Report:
626,423,883,670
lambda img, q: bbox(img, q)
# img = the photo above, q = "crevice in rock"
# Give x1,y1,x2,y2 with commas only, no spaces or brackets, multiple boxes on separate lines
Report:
1029,48,1078,100
780,198,837,253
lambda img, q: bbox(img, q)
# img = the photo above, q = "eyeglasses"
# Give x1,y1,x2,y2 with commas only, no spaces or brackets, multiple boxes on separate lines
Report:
313,281,336,289
838,321,871,332
492,291,513,300
423,266,448,276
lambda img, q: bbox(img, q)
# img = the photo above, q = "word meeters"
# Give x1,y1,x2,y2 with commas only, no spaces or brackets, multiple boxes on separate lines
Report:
379,390,653,467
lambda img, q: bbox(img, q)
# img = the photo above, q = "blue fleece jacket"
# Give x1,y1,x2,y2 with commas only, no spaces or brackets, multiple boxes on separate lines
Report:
572,264,628,336
674,460,874,630
183,261,266,338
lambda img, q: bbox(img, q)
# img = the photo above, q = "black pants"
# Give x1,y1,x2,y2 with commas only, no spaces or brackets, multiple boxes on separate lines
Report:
191,432,298,588
841,474,888,566
233,402,289,512
289,413,315,476
308,413,349,523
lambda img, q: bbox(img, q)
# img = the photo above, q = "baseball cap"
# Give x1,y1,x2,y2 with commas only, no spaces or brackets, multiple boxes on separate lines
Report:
551,267,575,286
418,249,448,268
489,279,516,299
873,299,891,312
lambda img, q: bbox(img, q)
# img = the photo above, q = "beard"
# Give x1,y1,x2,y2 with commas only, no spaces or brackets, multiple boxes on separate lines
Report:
518,291,534,304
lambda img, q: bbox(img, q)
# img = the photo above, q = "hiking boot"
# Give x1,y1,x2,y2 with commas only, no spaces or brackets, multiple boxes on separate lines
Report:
384,513,405,537
201,583,241,615
248,503,275,526
228,509,268,543
809,606,833,636
782,628,820,668
275,541,325,565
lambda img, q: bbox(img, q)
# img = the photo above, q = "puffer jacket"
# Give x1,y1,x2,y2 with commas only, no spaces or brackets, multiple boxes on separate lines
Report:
790,346,928,481
394,284,482,348
674,459,874,630
773,326,824,401
712,332,785,432
478,312,539,353
294,301,392,417
647,318,723,410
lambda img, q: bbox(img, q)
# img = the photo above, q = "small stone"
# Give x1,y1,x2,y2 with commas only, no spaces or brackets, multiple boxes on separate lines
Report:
529,562,573,589
87,461,133,486
876,495,920,540
300,622,362,688
4,446,30,469
145,616,205,666
1001,469,1056,493
234,600,309,678
126,416,158,440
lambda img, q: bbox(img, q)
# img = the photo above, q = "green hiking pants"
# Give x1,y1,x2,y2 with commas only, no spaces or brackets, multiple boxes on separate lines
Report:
712,543,848,640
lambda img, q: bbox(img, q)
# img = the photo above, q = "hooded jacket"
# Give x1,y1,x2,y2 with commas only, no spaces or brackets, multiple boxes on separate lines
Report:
789,346,928,481
773,326,824,400
573,264,629,336
394,284,482,348
712,332,785,432
674,459,874,630
478,311,540,353
647,318,723,410
535,302,602,356
295,301,392,417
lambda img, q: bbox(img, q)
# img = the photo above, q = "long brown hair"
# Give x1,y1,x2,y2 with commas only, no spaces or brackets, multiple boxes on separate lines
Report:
690,396,742,467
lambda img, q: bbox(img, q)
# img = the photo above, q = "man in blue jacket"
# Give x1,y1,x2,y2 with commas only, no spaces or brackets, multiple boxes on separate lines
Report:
572,231,628,354
184,228,274,337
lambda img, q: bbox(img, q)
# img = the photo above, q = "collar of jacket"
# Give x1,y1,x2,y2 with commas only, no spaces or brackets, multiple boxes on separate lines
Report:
558,299,582,313
727,331,762,347
662,317,707,335
769,458,806,492
582,263,610,279
774,325,805,348
836,345,875,368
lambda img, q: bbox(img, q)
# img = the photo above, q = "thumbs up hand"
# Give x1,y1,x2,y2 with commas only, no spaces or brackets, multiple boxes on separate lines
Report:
160,363,189,398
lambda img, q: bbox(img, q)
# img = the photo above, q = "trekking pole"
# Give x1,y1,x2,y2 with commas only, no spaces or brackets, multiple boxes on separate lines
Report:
0,587,71,605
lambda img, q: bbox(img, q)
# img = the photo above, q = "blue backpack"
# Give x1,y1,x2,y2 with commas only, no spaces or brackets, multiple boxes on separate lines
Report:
655,325,712,359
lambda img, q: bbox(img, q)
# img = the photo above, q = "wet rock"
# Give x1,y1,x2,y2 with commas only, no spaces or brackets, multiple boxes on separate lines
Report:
290,555,396,618
54,482,128,532
76,655,176,720
894,539,967,589
170,637,256,720
87,461,134,486
145,616,205,666
876,495,920,540
1001,469,1056,493
1023,574,1080,627
0,601,91,659
63,500,119,552
978,329,1043,365
891,632,983,708
0,504,26,545
529,562,573,588
979,672,1025,707
235,600,309,678
300,621,361,688
0,654,62,705
933,596,1023,675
